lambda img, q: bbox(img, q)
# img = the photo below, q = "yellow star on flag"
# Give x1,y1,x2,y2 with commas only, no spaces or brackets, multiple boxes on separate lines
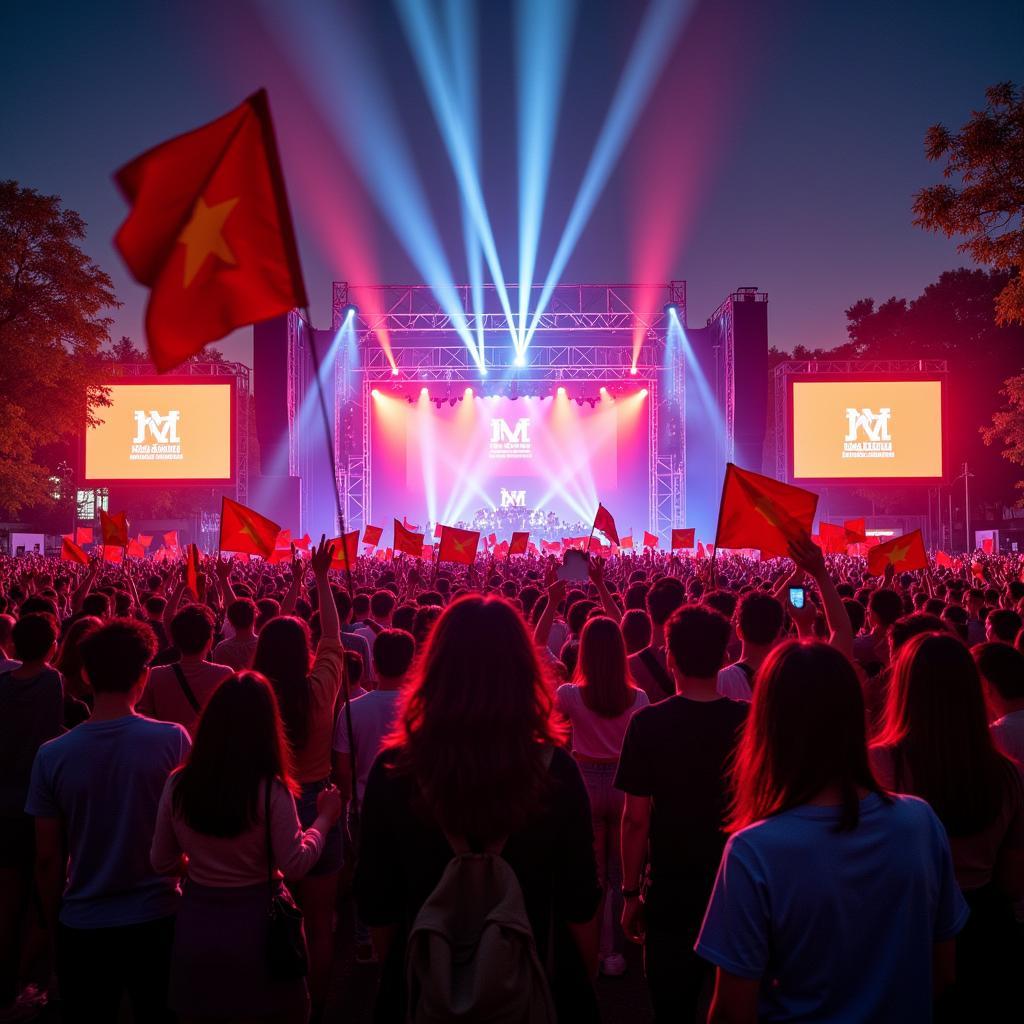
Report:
452,536,468,552
178,195,239,287
886,543,910,564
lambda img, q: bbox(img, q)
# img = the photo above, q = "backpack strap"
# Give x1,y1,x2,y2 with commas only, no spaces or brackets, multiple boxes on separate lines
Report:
170,664,201,714
638,647,674,698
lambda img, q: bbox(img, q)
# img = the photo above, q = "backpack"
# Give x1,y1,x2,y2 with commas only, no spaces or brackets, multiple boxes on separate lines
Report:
405,753,557,1023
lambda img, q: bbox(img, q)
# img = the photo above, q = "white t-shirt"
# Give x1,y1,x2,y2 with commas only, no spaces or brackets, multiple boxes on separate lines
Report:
717,662,755,702
554,683,648,760
333,689,403,800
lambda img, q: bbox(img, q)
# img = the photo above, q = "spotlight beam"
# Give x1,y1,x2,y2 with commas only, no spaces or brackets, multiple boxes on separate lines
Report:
395,0,519,354
516,0,577,351
522,0,694,351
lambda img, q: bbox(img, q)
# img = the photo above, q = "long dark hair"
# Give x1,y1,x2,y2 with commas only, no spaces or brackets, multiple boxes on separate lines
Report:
574,615,636,717
729,640,887,832
253,616,313,750
389,595,564,841
173,671,296,837
54,615,101,700
874,631,1017,835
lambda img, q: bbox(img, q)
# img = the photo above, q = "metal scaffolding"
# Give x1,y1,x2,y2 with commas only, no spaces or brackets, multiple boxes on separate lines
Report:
330,282,687,539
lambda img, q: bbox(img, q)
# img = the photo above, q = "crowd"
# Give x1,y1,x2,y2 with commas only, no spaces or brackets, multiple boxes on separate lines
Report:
0,537,1022,1023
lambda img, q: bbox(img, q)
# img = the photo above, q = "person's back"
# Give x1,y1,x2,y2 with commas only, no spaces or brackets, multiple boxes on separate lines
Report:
211,598,259,671
698,794,966,1021
26,619,190,1022
626,577,685,704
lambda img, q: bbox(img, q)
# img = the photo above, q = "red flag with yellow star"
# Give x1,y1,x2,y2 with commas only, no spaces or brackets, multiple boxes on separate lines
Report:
100,509,130,547
438,525,480,565
114,90,307,371
867,530,928,576
393,518,424,558
218,496,280,558
715,463,818,558
61,536,90,565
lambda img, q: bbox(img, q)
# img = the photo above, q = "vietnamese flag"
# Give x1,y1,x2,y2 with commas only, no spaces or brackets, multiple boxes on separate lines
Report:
363,524,383,548
293,533,311,550
715,464,818,559
394,518,425,558
61,537,90,565
439,526,480,565
185,543,201,596
137,534,153,548
620,535,633,550
403,516,420,532
219,496,280,558
671,528,695,550
697,541,707,559
100,509,129,547
843,518,867,544
509,532,530,556
328,532,359,570
75,526,94,546
433,523,443,539
593,504,620,545
818,521,847,554
102,545,124,564
982,537,994,554
488,533,498,549
541,540,561,554
164,530,179,550
934,550,954,568
867,530,928,576
642,531,659,548
275,529,292,550
127,539,146,559
588,537,606,554
114,90,307,372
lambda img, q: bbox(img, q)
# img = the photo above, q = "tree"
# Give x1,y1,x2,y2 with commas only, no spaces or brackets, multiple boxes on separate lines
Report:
0,181,118,515
913,82,1024,326
107,335,146,362
982,373,1024,500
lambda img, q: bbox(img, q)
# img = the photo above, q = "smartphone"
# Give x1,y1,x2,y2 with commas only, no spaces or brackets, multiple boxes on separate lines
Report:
788,586,806,609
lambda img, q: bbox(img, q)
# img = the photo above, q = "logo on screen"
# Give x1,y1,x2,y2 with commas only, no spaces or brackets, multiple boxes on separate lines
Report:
133,410,180,444
130,410,183,462
500,489,526,507
842,407,893,459
489,418,532,460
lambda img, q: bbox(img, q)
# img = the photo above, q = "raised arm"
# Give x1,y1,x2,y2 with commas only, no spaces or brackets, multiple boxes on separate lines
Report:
280,545,304,616
588,556,621,620
534,578,566,648
71,558,100,614
788,533,853,659
311,536,340,641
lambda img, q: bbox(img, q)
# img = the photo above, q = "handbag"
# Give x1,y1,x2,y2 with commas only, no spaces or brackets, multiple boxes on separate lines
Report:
264,779,309,980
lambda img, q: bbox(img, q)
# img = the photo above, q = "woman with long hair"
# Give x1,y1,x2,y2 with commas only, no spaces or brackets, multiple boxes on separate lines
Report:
870,632,1024,1019
354,594,601,1022
151,671,342,1022
53,614,101,705
252,538,346,1019
696,641,968,1023
555,615,647,977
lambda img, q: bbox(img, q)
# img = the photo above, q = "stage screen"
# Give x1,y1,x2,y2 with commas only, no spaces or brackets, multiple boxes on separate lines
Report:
84,381,234,483
791,378,944,482
369,388,650,537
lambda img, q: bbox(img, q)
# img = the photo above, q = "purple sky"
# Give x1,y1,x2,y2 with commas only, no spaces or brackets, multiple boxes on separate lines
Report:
3,0,1020,373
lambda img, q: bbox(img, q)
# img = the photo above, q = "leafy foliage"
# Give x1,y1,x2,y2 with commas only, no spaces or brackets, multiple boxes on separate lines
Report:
982,373,1024,501
913,83,1024,326
0,181,118,515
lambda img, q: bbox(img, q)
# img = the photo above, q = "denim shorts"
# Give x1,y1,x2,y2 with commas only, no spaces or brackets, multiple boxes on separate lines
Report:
295,779,344,877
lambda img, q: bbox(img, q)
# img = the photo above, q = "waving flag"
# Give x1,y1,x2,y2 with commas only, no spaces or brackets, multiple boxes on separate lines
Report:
294,533,311,550
163,530,179,550
100,509,129,547
593,503,620,545
185,543,201,596
620,535,633,550
402,516,420,532
219,496,280,558
328,532,359,570
934,550,954,568
362,524,383,547
843,518,867,544
715,464,818,559
394,518,424,558
509,532,530,556
671,528,695,550
61,537,90,565
137,534,153,548
127,540,146,559
439,526,480,565
75,526,94,546
818,521,848,554
867,530,928,576
642,531,659,548
114,90,307,371
102,545,124,564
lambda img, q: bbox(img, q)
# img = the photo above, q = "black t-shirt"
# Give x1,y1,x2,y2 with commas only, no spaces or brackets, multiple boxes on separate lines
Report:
614,695,748,917
354,745,601,1023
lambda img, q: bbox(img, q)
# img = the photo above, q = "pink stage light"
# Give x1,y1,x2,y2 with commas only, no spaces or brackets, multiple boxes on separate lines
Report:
420,386,428,397
630,365,638,375
464,387,473,398
639,388,649,397
391,365,399,376
557,386,567,397
371,388,381,398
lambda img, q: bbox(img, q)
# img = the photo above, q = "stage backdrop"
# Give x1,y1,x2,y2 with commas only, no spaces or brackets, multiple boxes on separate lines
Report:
369,389,650,534
84,381,234,483
790,378,944,482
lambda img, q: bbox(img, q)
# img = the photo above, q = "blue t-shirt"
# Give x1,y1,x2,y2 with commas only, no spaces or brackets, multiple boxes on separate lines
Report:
696,793,968,1022
26,714,191,929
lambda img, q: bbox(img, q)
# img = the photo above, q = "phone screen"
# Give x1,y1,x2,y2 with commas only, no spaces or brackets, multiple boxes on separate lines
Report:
788,586,805,609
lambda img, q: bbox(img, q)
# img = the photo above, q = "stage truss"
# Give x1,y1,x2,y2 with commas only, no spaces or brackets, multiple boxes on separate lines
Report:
323,283,687,539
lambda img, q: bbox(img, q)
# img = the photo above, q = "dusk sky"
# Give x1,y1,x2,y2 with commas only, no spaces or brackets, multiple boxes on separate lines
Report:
3,0,1020,374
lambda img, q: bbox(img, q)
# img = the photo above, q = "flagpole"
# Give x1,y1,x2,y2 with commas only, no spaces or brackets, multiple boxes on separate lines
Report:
709,463,733,587
301,309,354,597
